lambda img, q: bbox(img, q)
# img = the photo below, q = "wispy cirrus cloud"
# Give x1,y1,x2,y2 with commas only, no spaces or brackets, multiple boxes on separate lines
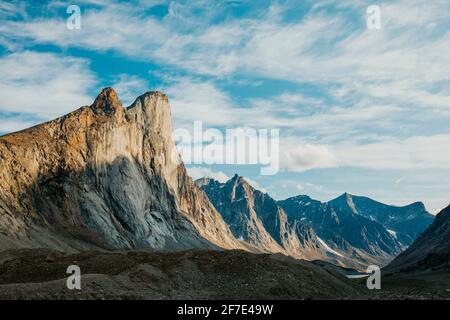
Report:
0,51,96,118
0,115,37,135
112,74,149,106
2,0,450,115
333,134,450,171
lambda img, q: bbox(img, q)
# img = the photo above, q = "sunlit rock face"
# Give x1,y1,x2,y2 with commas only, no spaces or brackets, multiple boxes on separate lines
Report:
0,88,241,252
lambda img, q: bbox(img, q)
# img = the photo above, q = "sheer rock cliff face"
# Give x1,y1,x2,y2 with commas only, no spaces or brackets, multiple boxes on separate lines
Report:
0,88,240,252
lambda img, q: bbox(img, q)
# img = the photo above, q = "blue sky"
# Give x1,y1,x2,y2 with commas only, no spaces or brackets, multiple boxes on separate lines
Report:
0,0,449,213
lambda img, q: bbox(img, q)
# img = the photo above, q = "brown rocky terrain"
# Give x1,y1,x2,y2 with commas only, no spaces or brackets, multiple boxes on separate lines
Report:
0,248,447,300
0,248,364,300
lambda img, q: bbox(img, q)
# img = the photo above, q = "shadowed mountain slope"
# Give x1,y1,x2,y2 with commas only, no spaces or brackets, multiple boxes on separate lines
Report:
386,204,450,273
278,193,433,267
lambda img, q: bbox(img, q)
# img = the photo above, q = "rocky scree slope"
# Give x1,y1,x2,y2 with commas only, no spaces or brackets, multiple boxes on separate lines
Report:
0,249,365,300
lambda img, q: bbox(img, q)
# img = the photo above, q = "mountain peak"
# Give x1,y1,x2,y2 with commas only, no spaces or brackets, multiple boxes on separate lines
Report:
91,87,122,116
0,88,240,253
329,192,359,214
343,192,353,198
140,90,168,100
129,91,169,107
331,192,354,202
229,173,244,184
230,174,253,188
406,201,426,211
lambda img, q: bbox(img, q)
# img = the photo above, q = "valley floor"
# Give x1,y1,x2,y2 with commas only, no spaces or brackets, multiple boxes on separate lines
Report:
0,249,447,300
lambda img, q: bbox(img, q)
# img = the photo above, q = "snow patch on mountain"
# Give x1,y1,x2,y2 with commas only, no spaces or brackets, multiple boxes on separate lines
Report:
317,237,344,258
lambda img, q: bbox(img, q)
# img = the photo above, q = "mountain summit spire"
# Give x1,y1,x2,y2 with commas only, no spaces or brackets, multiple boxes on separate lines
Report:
90,87,122,115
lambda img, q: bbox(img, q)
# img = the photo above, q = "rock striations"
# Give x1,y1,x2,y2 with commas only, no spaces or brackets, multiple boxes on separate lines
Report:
278,193,434,267
200,175,435,269
0,88,241,252
197,175,368,269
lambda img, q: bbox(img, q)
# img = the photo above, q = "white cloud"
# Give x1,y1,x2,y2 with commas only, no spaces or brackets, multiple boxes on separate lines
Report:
333,134,450,171
296,182,323,192
167,79,238,127
166,76,399,140
276,131,450,174
279,133,450,172
1,0,449,211
112,74,149,106
0,117,38,134
0,0,26,18
164,77,450,174
167,77,287,129
3,1,450,116
280,139,337,172
3,1,450,80
0,51,96,118
187,166,230,183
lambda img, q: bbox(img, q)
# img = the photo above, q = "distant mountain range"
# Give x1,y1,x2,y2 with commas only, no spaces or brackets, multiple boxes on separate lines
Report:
199,176,435,268
196,175,339,263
